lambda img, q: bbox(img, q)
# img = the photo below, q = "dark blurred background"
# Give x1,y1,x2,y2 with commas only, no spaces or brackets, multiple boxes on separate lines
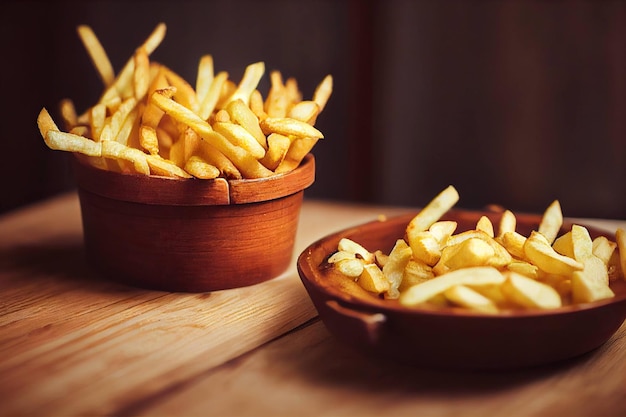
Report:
2,0,625,218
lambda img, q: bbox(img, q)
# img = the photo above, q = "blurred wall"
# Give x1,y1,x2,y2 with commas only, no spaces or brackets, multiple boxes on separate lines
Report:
2,0,625,219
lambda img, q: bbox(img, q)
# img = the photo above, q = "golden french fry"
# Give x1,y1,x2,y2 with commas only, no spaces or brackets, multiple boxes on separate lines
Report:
552,230,574,258
183,155,220,179
195,55,214,106
59,98,78,130
213,121,266,159
538,200,563,244
260,117,324,139
497,210,516,238
133,47,151,100
399,260,434,291
225,99,266,148
77,25,115,87
399,266,505,307
89,103,107,141
228,61,265,106
406,185,459,241
358,263,390,294
101,140,149,175
408,231,441,266
287,100,319,124
195,140,242,179
506,260,540,279
313,74,333,113
99,23,166,104
524,231,584,276
162,65,199,112
571,259,614,303
501,271,562,309
140,125,160,155
198,71,229,120
274,137,318,174
260,133,290,171
336,258,366,278
249,89,267,120
264,70,289,117
146,154,193,178
434,238,495,275
284,77,302,104
44,130,102,157
37,108,60,137
337,238,375,263
476,216,494,237
382,239,413,298
500,231,527,260
444,284,499,314
591,236,617,266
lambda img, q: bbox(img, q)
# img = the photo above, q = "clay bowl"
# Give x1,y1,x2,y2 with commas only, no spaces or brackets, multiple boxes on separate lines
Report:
73,154,315,292
297,209,626,371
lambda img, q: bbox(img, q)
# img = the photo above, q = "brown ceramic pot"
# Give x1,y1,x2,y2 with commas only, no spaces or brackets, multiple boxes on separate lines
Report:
73,154,315,292
297,209,626,370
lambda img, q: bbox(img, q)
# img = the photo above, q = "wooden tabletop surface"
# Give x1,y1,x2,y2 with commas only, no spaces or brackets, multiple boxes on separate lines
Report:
1,192,625,417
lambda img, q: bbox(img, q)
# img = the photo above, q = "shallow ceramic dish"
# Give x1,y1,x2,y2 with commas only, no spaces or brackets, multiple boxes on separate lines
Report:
74,154,315,292
297,209,626,370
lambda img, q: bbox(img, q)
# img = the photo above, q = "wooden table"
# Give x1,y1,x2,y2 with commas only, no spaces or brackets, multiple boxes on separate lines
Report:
1,192,625,417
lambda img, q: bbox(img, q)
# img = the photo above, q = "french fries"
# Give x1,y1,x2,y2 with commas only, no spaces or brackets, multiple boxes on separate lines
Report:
37,23,332,179
329,185,624,313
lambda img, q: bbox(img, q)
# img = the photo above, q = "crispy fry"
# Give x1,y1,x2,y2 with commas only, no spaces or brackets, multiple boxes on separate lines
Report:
77,25,115,87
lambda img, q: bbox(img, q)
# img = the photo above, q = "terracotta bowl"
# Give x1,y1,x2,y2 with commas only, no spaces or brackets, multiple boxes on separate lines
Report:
73,154,315,292
297,209,626,371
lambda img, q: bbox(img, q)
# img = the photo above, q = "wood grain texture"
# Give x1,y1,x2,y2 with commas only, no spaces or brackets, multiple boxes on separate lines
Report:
1,195,624,416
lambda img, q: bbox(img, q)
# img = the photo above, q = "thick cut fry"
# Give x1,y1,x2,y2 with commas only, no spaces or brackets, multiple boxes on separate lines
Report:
524,231,584,275
249,89,267,120
337,238,375,263
500,231,527,260
409,231,441,266
591,236,617,266
139,125,160,155
501,272,562,309
77,25,115,87
313,74,333,113
358,264,390,294
538,200,563,244
434,238,495,275
444,284,498,314
288,101,320,124
476,216,494,237
406,185,460,244
399,260,434,291
571,256,614,303
383,239,413,298
399,266,505,307
497,210,516,238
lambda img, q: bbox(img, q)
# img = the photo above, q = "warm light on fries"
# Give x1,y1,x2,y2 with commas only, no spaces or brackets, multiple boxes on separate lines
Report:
328,185,624,313
37,23,332,180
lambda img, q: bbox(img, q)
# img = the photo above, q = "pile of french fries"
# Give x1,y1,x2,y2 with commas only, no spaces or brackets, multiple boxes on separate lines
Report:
329,185,626,313
36,23,333,179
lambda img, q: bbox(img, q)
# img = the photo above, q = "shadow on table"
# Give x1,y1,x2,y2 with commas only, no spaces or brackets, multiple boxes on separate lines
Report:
0,238,139,295
263,319,604,397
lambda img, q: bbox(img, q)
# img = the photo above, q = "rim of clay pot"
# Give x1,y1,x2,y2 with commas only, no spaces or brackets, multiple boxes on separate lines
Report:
72,153,315,206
